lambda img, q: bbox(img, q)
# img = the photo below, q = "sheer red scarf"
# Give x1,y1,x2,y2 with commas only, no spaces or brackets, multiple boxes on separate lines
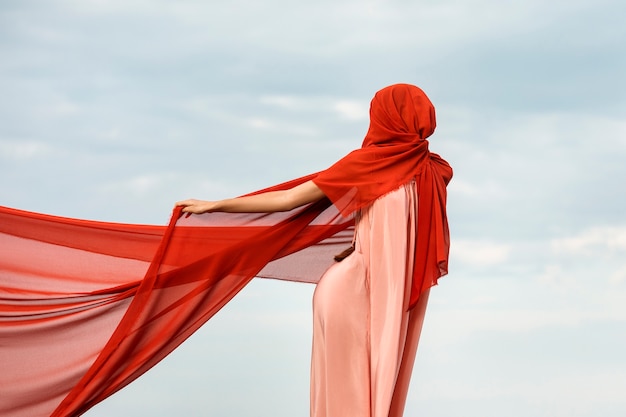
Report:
0,190,351,417
0,84,451,417
313,84,453,307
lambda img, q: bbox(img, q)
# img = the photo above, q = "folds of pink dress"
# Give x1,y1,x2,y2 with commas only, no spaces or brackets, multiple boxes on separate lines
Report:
311,181,430,417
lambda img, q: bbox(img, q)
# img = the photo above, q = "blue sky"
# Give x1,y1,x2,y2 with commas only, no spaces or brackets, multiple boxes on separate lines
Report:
1,1,625,416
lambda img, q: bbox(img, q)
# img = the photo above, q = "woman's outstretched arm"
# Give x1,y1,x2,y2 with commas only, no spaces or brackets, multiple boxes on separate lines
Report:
175,180,326,214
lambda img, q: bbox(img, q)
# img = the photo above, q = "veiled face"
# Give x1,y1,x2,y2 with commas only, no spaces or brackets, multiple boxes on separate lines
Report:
362,84,436,147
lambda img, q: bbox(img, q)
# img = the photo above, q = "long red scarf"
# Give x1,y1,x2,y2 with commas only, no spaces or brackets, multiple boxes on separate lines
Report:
0,194,350,417
0,84,451,417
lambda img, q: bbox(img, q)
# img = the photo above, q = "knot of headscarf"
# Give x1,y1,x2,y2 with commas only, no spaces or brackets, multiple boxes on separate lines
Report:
313,83,452,308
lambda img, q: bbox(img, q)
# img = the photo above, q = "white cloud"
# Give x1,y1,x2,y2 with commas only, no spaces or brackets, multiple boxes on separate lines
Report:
244,116,318,136
260,95,368,121
433,308,583,339
98,174,165,195
609,265,626,284
535,263,584,293
259,95,301,109
448,178,509,198
551,226,626,255
0,140,55,159
246,117,273,130
414,370,626,415
98,173,238,200
331,100,369,121
451,239,511,266
58,0,157,15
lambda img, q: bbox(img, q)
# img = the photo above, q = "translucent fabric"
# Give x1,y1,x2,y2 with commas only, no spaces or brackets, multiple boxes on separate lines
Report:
0,84,452,417
311,182,430,417
0,174,353,417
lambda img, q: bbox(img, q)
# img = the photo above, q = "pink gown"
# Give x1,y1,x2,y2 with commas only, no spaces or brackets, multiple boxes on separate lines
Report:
311,181,430,417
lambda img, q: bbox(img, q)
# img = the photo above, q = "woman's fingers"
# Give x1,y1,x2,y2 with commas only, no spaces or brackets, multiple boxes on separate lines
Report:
174,199,213,214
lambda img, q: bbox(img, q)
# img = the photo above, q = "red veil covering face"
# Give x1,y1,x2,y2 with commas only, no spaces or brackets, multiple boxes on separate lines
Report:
0,84,452,417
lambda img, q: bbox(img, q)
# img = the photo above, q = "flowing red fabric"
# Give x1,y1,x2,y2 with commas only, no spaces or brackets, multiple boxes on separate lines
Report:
0,183,352,417
313,84,453,307
0,84,451,417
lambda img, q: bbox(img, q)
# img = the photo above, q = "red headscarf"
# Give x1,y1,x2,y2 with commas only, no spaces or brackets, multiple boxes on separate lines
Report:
314,83,453,308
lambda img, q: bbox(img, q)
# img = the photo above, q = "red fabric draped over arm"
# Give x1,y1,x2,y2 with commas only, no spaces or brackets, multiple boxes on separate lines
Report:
0,176,353,417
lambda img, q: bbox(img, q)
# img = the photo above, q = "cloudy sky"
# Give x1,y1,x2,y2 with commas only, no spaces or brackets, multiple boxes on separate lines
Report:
1,0,625,416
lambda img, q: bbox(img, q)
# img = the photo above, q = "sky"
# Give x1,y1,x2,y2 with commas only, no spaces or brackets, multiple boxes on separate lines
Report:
1,0,625,416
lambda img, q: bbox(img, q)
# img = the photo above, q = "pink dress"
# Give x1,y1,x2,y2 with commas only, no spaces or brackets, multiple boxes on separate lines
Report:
311,181,430,417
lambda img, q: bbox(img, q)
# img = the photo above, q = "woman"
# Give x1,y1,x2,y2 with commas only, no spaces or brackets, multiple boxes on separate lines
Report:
177,83,453,416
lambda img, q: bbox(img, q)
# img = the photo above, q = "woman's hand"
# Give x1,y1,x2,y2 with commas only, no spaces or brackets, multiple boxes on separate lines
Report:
175,199,217,214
